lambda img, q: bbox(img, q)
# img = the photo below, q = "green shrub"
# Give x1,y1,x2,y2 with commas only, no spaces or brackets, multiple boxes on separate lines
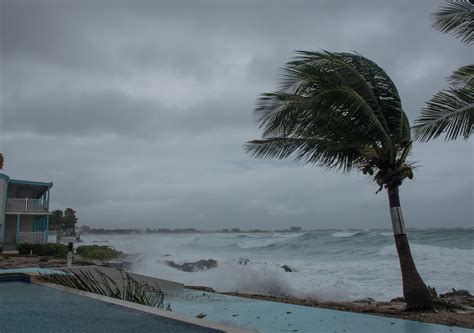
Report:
39,256,50,262
76,245,121,260
17,243,69,258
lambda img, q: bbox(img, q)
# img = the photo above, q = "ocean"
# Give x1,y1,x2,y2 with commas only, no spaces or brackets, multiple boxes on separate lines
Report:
81,229,473,301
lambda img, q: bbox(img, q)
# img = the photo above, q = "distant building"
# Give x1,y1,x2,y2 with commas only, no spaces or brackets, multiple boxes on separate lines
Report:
290,226,302,232
0,172,53,252
77,225,91,234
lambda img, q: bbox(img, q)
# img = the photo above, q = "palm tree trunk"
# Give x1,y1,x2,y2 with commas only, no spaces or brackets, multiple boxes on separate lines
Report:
387,186,433,310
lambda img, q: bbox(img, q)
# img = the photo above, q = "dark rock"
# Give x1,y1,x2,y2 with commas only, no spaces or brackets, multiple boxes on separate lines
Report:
185,285,216,292
354,297,376,304
238,258,250,265
437,289,474,309
167,259,217,272
390,297,405,302
281,264,295,272
441,289,473,298
100,260,126,269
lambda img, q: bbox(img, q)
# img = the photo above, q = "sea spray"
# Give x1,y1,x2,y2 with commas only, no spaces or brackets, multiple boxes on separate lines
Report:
80,228,474,301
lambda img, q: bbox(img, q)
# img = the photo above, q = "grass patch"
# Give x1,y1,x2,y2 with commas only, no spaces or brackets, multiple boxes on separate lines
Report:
76,245,121,260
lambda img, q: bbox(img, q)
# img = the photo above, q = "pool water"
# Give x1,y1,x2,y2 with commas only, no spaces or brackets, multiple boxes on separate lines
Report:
0,281,220,333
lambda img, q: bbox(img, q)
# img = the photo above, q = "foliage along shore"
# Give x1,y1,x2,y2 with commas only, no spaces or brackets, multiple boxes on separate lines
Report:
0,244,129,270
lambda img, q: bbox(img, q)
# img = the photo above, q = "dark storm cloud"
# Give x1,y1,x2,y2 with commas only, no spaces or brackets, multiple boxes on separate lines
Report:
1,0,472,229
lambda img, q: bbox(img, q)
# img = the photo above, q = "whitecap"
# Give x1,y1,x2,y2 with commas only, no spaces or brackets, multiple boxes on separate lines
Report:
331,231,358,238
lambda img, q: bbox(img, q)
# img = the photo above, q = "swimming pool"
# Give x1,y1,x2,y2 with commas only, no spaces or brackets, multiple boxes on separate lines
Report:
0,267,64,275
0,280,233,332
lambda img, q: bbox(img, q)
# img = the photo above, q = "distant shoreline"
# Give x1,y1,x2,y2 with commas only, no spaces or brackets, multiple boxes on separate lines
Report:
77,227,474,235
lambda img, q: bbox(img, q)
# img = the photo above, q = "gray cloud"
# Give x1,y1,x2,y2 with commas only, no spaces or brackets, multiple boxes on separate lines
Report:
1,0,472,230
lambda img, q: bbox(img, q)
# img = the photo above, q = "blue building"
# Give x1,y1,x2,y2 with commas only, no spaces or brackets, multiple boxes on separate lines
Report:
0,172,52,252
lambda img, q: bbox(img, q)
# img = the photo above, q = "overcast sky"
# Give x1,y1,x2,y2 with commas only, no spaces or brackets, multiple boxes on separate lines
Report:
1,0,472,230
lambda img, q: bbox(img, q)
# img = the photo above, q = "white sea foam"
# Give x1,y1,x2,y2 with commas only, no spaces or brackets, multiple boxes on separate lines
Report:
331,231,358,238
379,243,474,261
81,229,474,301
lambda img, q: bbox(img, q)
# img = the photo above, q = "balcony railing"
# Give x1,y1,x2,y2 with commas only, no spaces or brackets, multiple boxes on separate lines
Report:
6,198,48,212
18,231,48,244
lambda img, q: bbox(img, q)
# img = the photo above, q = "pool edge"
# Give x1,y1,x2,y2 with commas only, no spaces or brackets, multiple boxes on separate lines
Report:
28,277,254,333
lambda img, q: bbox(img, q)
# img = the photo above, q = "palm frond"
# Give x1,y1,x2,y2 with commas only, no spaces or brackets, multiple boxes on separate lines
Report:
414,87,474,141
245,137,364,172
288,51,392,137
449,64,474,89
432,0,474,44
248,51,411,171
39,269,170,310
330,52,409,144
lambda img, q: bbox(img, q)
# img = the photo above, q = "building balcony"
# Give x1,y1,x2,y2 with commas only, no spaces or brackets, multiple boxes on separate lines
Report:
6,198,49,213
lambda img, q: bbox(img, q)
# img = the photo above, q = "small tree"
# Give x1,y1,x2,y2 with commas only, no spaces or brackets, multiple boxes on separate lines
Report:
63,208,78,236
49,209,78,236
49,210,64,231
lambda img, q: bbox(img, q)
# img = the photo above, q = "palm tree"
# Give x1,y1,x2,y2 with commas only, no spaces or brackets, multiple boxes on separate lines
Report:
245,51,433,310
413,0,473,141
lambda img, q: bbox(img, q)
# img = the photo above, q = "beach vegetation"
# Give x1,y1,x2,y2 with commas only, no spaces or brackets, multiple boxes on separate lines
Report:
39,269,170,309
76,245,121,260
414,0,473,141
246,50,434,310
17,243,69,258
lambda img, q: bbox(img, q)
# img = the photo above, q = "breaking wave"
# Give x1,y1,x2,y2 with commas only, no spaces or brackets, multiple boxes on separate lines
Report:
82,228,474,301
